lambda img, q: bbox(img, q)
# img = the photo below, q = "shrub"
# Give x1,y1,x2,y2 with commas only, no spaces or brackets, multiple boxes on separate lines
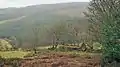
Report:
56,46,67,52
48,46,56,50
93,42,103,53
103,45,120,62
86,0,120,66
0,39,13,51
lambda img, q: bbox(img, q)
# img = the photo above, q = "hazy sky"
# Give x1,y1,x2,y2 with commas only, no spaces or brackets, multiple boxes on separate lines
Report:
0,0,90,8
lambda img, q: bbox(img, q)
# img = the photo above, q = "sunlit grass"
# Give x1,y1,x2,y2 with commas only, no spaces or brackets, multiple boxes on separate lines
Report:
0,51,31,59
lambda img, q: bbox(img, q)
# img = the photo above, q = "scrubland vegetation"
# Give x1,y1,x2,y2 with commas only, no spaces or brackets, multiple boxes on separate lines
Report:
0,0,120,67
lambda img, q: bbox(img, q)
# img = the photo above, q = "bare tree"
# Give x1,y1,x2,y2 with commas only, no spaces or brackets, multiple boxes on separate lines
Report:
47,22,69,49
67,23,82,46
32,26,40,53
17,37,23,48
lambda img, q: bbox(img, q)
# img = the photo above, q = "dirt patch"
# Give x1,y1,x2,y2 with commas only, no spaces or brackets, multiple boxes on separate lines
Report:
20,53,100,67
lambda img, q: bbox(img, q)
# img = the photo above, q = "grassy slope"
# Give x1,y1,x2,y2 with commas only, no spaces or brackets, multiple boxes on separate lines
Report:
0,2,88,36
0,51,30,58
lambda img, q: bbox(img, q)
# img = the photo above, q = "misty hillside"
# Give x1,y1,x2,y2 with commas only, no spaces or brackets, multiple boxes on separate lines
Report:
0,2,88,37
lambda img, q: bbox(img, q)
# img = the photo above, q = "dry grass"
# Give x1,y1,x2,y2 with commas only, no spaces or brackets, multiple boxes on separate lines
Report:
0,51,31,58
